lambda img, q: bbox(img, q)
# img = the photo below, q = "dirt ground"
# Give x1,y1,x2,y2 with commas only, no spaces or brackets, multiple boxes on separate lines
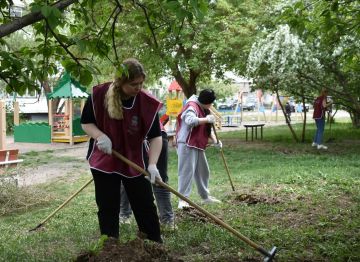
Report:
76,237,184,262
4,137,89,186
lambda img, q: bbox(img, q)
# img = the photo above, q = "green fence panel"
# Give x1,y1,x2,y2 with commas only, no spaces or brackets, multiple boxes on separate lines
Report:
73,117,85,136
14,122,51,143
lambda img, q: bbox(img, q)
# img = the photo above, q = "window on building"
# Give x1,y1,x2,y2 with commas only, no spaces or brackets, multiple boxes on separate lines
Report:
9,6,23,18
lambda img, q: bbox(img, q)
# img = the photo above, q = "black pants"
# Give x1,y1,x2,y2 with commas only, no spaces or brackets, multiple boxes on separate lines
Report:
91,169,161,242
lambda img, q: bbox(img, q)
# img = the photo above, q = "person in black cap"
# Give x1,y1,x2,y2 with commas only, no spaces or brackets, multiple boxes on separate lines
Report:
175,88,222,209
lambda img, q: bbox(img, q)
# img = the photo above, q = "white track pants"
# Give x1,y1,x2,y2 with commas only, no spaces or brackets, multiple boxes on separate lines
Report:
177,143,210,199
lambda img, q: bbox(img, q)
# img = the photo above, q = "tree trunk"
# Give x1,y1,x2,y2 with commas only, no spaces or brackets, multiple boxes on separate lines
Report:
276,91,299,142
172,68,198,98
42,81,59,116
301,96,307,143
350,109,360,128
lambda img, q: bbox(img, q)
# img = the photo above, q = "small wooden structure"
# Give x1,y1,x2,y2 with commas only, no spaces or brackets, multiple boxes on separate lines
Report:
0,149,23,174
47,73,89,145
0,101,23,173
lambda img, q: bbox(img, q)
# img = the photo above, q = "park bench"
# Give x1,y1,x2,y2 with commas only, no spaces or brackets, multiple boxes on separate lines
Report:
0,149,23,173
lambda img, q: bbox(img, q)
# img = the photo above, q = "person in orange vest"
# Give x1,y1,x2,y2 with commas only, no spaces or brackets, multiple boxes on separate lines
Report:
81,58,163,242
312,88,333,150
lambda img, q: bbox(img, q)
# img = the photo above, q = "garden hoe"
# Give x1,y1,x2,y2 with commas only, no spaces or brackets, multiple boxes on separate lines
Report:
212,123,235,191
29,178,93,232
112,149,277,261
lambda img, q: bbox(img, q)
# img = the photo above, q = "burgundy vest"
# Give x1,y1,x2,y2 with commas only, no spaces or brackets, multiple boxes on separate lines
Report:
176,101,208,150
313,95,325,119
88,82,162,177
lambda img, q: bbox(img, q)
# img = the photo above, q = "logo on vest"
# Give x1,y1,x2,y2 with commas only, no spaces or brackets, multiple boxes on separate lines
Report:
128,116,139,135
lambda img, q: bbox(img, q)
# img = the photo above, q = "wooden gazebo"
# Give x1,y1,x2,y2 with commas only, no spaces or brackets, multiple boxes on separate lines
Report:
47,72,89,145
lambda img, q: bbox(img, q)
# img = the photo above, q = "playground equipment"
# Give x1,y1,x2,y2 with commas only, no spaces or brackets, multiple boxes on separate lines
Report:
14,73,89,145
165,81,222,132
165,80,185,135
0,100,23,172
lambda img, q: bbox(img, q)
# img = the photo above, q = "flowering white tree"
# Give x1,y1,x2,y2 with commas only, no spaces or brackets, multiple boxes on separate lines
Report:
247,24,321,92
246,24,322,141
274,0,360,128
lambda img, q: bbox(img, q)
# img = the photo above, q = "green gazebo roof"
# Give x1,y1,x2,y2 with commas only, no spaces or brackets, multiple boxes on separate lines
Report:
47,72,89,100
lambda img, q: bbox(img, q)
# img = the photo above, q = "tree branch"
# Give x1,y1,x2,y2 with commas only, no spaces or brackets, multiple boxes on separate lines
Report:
0,0,78,38
45,19,82,67
134,1,159,48
0,72,11,87
111,1,122,64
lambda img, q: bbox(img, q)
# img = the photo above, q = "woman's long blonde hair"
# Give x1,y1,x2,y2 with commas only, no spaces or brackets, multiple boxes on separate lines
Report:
105,58,146,120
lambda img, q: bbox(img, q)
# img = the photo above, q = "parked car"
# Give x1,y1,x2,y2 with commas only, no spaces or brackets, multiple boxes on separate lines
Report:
218,104,233,110
241,102,256,111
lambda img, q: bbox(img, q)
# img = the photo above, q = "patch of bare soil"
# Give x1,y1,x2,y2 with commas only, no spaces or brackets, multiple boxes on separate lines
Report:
76,237,183,262
233,193,281,205
175,206,218,224
14,147,89,187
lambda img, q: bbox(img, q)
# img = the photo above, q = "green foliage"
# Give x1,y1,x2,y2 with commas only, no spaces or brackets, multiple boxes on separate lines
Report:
273,0,360,127
88,235,109,256
0,0,273,99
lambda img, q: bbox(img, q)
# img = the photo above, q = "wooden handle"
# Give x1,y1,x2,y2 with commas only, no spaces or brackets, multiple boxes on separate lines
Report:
211,124,235,191
111,149,271,256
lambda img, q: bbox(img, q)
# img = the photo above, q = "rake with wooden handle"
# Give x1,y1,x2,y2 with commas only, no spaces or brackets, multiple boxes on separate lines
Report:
211,124,235,191
112,149,277,261
29,178,93,232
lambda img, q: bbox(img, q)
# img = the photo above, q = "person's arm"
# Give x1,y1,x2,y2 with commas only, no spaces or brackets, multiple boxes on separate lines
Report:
183,107,215,126
209,132,217,144
80,96,112,155
148,136,162,166
81,123,105,140
208,130,222,149
80,96,107,140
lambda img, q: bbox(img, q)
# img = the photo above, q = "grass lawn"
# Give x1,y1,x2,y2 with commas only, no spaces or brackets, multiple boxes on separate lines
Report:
0,122,359,261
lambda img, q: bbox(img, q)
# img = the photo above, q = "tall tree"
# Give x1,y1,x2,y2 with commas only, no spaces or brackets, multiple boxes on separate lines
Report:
278,0,360,127
247,24,322,142
1,0,275,100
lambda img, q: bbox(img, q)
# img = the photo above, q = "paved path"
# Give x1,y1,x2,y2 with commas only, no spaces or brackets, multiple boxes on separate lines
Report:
5,136,88,154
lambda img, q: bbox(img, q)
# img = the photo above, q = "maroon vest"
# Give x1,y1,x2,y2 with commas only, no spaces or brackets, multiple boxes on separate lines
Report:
313,95,325,119
88,82,162,177
176,101,208,150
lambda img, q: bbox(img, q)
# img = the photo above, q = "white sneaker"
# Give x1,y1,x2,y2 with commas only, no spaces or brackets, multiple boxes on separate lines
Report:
178,199,190,209
312,142,318,147
119,216,132,224
317,144,328,150
202,196,221,204
161,221,178,231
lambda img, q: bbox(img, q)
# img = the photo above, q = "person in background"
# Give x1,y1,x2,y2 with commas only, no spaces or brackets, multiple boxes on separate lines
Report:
81,58,163,242
119,118,175,229
285,102,292,123
312,88,332,150
175,89,222,209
